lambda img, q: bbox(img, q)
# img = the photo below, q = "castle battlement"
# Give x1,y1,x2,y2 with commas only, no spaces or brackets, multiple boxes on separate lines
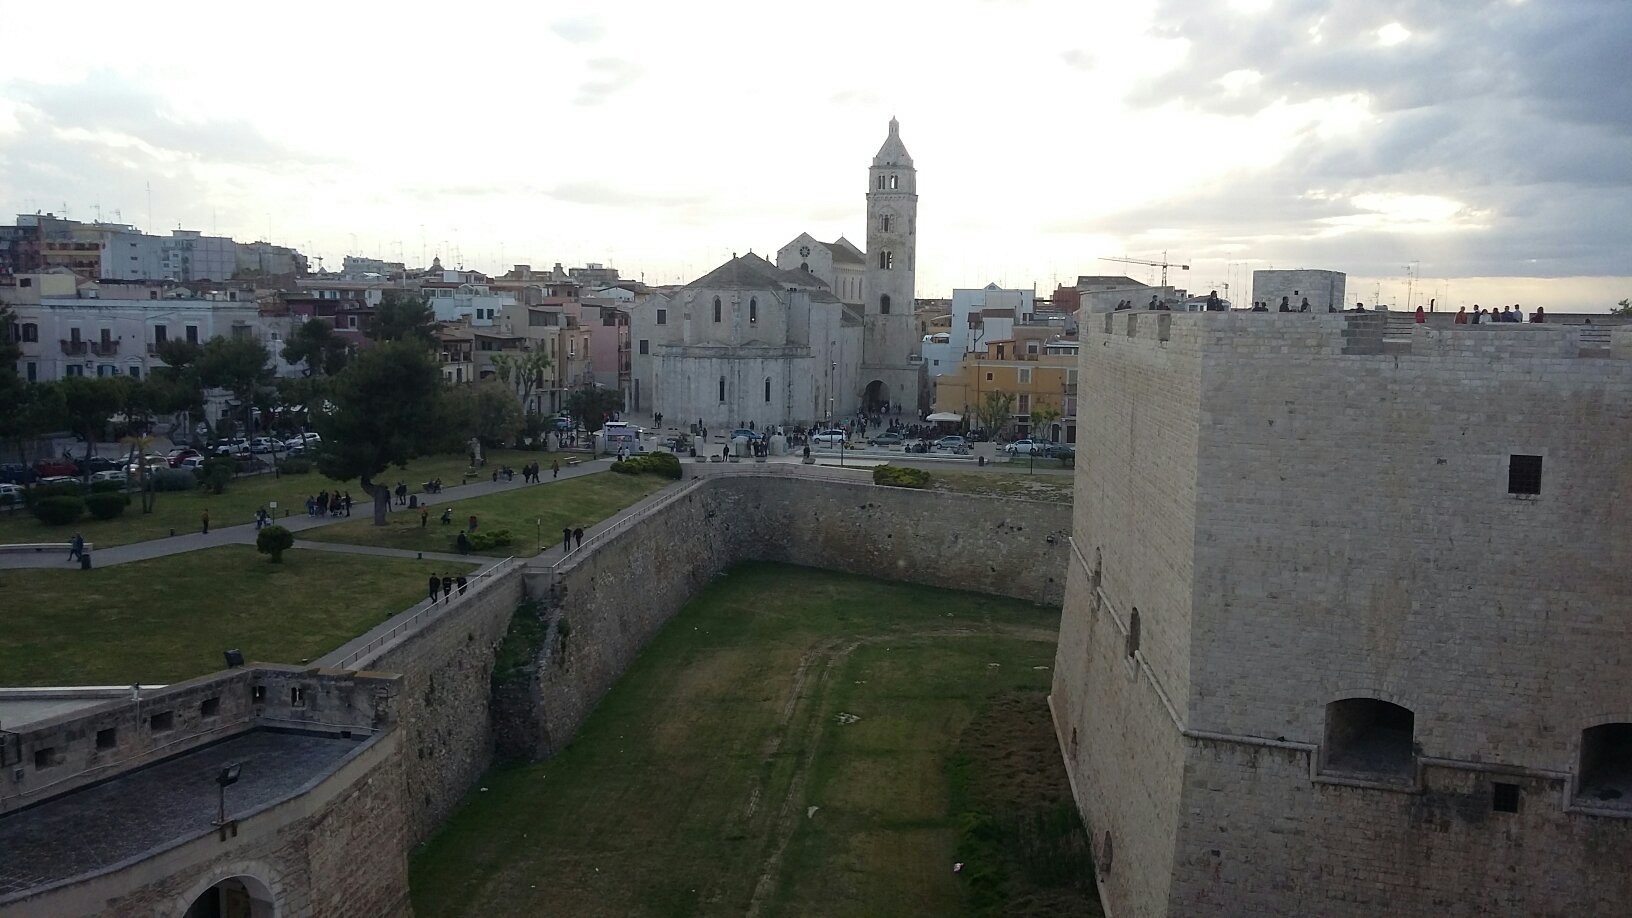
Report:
1093,309,1631,361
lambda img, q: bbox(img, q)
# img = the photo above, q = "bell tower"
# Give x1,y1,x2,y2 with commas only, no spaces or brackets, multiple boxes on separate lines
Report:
862,117,921,411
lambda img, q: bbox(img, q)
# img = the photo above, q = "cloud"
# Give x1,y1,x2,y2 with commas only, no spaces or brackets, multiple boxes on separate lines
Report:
550,16,604,44
1060,49,1095,71
547,181,701,209
830,89,880,107
575,58,642,107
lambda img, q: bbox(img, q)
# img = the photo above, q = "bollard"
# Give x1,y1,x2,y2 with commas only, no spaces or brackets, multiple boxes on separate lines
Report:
80,552,92,570
978,455,986,467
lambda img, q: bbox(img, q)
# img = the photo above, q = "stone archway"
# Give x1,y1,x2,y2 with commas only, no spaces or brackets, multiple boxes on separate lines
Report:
181,874,277,918
863,380,889,413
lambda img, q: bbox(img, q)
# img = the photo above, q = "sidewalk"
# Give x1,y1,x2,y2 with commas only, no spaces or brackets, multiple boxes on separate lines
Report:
0,458,613,570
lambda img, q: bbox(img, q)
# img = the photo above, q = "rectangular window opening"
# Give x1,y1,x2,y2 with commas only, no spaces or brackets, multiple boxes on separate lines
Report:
33,747,55,770
1508,454,1542,495
96,727,117,750
200,697,220,719
1492,781,1520,813
251,685,267,703
290,686,307,708
149,711,174,733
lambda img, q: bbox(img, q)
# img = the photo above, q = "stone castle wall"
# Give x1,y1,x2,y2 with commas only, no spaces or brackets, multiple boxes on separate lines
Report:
1056,311,1632,916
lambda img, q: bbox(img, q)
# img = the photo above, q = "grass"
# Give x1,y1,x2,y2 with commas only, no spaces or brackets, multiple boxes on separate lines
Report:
0,545,476,686
409,562,1097,918
928,469,1074,503
302,471,671,556
0,448,543,550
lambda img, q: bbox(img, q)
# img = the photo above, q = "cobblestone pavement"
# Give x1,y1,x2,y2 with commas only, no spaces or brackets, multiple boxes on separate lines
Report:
0,730,364,897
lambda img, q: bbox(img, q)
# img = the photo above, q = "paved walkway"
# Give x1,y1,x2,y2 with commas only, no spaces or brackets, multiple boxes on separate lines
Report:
0,458,614,570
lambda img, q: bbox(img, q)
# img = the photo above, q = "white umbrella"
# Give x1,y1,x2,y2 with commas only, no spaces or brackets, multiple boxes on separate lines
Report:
925,412,962,422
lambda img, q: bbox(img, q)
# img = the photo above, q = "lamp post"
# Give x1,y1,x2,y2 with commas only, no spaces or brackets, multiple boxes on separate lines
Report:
214,763,241,840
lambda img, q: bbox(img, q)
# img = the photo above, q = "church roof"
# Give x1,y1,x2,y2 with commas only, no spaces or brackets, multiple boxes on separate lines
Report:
827,237,865,266
684,252,809,292
872,117,913,168
785,266,831,289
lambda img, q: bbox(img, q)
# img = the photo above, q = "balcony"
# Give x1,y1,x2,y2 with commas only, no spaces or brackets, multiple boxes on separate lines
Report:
90,340,120,357
60,339,87,356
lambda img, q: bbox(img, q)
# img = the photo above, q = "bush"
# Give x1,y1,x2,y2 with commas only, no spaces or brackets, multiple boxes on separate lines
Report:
873,464,932,489
89,479,126,494
458,528,515,552
197,456,235,494
275,457,312,474
1056,449,1075,469
610,452,682,480
31,480,82,501
33,495,84,526
256,524,294,563
149,467,199,492
84,491,129,520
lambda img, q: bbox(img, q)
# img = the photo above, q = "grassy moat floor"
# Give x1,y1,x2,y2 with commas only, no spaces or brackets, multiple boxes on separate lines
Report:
410,562,1100,917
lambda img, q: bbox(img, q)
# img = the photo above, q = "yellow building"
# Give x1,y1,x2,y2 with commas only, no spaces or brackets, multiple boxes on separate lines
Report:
933,336,1078,443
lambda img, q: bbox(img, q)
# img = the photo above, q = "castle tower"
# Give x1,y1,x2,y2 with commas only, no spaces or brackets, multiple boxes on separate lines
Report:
860,117,922,412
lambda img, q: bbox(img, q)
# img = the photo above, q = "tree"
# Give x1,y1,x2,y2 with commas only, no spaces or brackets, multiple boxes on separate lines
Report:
150,339,208,439
256,525,294,563
368,290,437,345
282,318,350,377
315,339,446,525
121,433,161,513
1614,299,1632,317
199,335,274,439
564,384,625,434
199,455,235,494
976,390,1017,438
444,379,524,447
1029,403,1063,440
0,382,64,463
489,349,553,414
56,376,127,477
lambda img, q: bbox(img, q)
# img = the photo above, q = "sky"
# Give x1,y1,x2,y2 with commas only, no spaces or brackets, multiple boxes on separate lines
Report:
0,0,1628,310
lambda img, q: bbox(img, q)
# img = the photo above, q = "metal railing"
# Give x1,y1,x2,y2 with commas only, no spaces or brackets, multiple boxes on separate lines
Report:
334,557,516,670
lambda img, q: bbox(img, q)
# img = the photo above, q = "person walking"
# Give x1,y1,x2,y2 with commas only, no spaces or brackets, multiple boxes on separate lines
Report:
428,574,441,604
456,575,468,596
562,527,573,552
201,509,210,535
442,575,454,603
552,460,560,479
67,532,85,563
420,507,429,528
573,526,584,549
342,492,352,517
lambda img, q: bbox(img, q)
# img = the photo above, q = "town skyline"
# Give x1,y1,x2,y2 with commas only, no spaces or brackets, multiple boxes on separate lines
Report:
1,0,1627,310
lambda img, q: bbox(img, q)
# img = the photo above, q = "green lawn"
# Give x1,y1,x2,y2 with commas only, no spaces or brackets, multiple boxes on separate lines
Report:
0,449,542,549
928,468,1074,503
0,545,475,686
302,471,671,556
410,562,1097,918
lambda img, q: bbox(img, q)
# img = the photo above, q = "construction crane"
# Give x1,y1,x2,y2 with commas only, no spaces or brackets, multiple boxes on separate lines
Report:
1100,252,1191,287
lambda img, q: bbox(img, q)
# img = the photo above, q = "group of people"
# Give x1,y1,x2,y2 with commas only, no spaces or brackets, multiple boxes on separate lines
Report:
1249,295,1317,312
306,491,351,518
427,573,470,604
561,526,586,552
1448,304,1546,324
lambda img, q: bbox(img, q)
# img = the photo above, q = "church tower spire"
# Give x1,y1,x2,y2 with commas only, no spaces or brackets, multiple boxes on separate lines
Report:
861,117,920,411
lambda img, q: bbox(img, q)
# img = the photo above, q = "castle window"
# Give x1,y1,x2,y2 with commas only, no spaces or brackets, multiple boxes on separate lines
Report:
877,175,886,190
879,251,893,270
764,377,771,402
750,298,758,324
149,711,174,733
801,261,808,272
1323,698,1415,781
20,322,36,342
96,727,117,750
889,174,899,189
1125,608,1140,658
881,294,891,315
656,308,666,325
718,376,726,402
638,339,649,355
290,685,307,708
713,297,722,323
881,214,891,232
1508,454,1542,495
1492,781,1520,813
34,747,57,770
200,696,220,719
1579,723,1632,807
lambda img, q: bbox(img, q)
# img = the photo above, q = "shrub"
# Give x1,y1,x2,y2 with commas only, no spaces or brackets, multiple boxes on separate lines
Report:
33,495,84,526
873,464,932,489
459,528,515,552
275,457,312,474
1056,449,1075,469
611,452,682,480
89,479,126,494
84,491,129,520
32,480,82,501
197,456,235,494
150,467,199,492
257,524,294,563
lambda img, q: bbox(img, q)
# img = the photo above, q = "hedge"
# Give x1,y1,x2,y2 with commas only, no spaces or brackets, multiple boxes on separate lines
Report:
33,495,85,526
84,491,129,520
609,452,682,480
275,457,312,474
150,468,199,492
872,464,932,489
32,481,83,500
455,528,515,552
89,479,126,494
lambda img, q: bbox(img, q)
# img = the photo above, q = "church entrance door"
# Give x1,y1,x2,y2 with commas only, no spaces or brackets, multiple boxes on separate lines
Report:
863,380,889,414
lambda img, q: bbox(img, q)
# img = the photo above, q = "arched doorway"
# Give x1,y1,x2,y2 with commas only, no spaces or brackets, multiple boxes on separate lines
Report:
182,875,276,918
863,380,889,413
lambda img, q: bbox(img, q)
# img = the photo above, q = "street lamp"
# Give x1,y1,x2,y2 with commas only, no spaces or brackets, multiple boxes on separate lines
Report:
214,762,241,839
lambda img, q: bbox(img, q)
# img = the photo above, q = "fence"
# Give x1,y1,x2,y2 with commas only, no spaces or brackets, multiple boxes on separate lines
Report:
330,557,517,670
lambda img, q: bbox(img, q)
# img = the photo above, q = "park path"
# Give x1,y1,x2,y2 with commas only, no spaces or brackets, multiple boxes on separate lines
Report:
0,458,613,570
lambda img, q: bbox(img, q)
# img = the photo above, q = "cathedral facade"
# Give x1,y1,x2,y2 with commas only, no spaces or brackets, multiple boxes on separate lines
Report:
627,120,923,431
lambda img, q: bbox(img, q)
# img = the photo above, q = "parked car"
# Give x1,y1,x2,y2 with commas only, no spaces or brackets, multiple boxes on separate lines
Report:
178,456,207,470
553,416,573,431
1041,443,1074,459
729,428,760,441
811,429,848,446
34,458,77,477
663,434,693,451
0,463,36,484
249,437,281,454
1004,439,1044,455
36,475,80,489
0,482,25,504
91,470,128,484
934,436,970,452
127,454,171,475
77,456,119,474
282,437,307,452
866,432,905,447
167,448,202,467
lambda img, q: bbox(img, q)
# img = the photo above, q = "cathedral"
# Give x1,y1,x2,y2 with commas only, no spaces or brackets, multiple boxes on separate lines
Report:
627,119,924,430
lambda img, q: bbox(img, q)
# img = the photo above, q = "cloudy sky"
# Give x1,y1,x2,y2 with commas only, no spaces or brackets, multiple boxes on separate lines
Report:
1,0,1627,309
